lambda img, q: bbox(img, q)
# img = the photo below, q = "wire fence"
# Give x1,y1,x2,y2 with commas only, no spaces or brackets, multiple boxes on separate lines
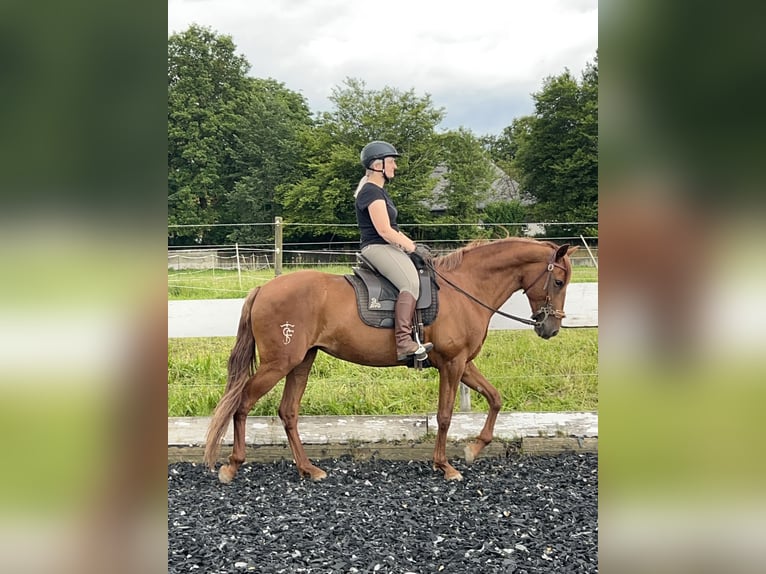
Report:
167,245,598,271
168,220,599,271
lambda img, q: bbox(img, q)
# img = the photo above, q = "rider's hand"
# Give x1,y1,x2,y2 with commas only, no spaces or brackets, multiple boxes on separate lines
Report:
413,243,432,261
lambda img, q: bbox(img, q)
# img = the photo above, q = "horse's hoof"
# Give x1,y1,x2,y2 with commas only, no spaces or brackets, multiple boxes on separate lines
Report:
435,463,463,481
464,444,476,465
308,467,328,481
218,465,235,484
300,466,327,481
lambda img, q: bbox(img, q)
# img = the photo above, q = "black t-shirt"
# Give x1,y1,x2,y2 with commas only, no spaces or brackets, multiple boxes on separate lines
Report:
355,182,399,249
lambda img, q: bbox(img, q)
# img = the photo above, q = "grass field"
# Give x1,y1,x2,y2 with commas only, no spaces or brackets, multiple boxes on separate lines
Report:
168,328,597,417
168,265,598,300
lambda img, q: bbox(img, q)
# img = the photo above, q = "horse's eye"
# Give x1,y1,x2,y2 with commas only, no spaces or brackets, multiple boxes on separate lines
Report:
555,279,564,288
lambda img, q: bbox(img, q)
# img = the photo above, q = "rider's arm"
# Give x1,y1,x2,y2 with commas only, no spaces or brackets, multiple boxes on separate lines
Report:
368,199,416,253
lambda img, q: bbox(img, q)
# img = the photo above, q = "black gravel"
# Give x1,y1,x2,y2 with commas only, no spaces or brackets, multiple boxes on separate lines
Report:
168,453,597,573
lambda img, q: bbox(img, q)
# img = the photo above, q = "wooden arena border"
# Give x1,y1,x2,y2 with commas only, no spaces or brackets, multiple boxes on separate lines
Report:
169,412,597,463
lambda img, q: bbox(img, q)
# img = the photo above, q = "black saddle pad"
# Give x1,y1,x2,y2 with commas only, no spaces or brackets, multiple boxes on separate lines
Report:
344,267,439,329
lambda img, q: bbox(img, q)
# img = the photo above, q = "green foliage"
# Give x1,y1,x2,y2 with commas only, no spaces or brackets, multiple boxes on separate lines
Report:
168,329,598,416
432,129,495,240
515,58,598,236
168,26,313,246
168,25,253,244
168,26,597,245
223,79,314,244
483,116,533,178
279,78,447,243
485,57,598,238
278,126,361,241
481,200,530,237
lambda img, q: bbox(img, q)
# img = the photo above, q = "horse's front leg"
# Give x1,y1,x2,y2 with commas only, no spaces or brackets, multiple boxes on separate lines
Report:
433,359,466,481
459,360,502,464
279,349,327,481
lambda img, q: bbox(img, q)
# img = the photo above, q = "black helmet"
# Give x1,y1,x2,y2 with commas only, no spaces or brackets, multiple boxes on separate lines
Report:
360,141,400,169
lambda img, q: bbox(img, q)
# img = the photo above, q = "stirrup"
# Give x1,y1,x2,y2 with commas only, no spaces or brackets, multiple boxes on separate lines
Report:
413,342,433,361
412,330,432,361
397,342,433,362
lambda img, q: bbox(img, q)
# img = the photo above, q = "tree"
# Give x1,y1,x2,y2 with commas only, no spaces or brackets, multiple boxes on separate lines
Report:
224,78,313,245
431,128,495,241
279,78,445,243
512,56,598,237
481,200,529,238
168,25,253,245
483,116,534,186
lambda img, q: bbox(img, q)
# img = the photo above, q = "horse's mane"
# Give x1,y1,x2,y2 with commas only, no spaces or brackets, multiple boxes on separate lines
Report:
434,237,560,272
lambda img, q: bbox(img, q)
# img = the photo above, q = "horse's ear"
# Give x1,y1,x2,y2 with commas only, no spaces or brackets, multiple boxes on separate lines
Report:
555,243,575,261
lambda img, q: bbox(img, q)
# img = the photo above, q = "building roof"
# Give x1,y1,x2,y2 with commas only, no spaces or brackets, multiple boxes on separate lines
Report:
427,162,532,212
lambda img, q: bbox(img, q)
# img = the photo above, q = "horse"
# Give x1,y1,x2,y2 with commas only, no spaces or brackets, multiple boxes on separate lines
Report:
204,238,577,482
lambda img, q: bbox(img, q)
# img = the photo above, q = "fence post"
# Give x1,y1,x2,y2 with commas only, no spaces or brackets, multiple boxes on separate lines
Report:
274,217,283,276
579,234,598,269
459,383,471,412
235,242,242,289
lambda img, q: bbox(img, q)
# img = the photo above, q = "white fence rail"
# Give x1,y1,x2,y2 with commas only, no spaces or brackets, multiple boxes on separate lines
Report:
169,218,598,271
167,283,597,338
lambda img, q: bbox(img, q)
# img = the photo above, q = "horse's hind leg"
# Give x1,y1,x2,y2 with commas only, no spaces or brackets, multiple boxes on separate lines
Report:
278,349,325,480
459,361,502,464
218,363,285,484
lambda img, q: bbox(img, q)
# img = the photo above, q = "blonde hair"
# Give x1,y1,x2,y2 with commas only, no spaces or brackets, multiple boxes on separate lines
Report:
353,174,369,198
354,159,384,198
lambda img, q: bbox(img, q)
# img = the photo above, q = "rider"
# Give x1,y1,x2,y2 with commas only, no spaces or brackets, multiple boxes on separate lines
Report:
354,141,433,361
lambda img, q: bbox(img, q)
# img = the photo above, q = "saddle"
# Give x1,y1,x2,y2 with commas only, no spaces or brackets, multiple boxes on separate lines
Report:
344,252,440,329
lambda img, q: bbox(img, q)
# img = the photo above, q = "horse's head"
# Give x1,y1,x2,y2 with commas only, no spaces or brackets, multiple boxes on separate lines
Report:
523,243,578,339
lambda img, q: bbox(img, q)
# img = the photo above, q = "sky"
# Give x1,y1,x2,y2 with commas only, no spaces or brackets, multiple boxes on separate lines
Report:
168,0,598,136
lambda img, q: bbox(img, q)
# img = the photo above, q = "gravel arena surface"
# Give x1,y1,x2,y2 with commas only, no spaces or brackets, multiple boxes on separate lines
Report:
168,453,597,573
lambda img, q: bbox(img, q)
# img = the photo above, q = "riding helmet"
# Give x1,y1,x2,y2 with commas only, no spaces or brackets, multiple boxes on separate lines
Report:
360,141,401,168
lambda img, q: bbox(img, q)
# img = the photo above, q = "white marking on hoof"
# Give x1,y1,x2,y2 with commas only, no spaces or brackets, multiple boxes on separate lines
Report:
464,445,475,465
308,467,328,481
218,466,234,484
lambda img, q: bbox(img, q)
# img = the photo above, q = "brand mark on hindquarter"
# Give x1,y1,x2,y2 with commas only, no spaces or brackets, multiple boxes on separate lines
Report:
280,322,295,345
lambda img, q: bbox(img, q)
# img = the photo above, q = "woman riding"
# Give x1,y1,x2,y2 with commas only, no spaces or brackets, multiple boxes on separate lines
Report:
354,140,433,361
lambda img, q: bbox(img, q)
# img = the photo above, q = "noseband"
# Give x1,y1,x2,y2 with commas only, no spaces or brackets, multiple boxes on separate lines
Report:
523,249,569,323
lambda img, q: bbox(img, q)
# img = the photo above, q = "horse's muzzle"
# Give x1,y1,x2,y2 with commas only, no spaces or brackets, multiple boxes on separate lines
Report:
535,324,560,339
532,301,565,339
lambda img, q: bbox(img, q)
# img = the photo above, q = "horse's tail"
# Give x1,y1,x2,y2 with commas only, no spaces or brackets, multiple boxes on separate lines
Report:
203,287,260,470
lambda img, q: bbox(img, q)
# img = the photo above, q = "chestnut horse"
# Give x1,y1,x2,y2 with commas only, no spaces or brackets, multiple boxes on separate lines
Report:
204,238,577,482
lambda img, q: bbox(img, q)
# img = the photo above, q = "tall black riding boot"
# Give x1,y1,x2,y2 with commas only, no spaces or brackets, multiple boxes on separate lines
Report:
394,292,433,361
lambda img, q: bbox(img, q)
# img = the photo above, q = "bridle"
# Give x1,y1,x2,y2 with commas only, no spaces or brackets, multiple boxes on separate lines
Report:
427,247,568,327
522,249,569,324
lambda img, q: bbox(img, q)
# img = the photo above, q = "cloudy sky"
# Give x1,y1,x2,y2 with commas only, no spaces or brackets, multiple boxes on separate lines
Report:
168,0,598,135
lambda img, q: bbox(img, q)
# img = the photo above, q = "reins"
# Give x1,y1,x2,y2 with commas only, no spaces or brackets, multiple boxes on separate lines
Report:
424,248,568,327
428,264,539,326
